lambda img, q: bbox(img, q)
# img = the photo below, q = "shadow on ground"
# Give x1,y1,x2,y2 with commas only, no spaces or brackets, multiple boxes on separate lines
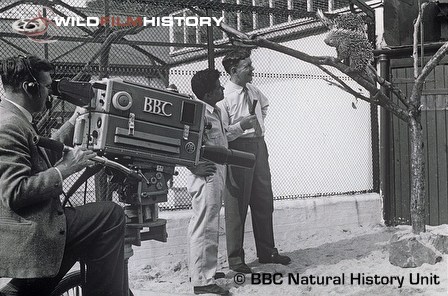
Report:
230,228,397,283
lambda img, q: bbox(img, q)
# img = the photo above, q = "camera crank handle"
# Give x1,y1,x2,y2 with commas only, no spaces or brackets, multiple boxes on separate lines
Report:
136,170,150,185
97,159,148,184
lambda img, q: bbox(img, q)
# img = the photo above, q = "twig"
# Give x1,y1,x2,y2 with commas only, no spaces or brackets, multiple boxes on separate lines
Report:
367,65,409,108
318,66,370,102
322,78,368,101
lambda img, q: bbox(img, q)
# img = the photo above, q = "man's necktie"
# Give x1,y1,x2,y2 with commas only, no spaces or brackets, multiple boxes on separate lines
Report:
242,87,262,137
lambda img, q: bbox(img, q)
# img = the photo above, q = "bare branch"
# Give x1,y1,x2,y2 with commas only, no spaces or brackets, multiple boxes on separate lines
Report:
409,2,448,112
413,3,428,79
367,65,409,108
322,78,368,99
371,90,410,122
377,79,409,108
419,42,448,83
317,65,370,101
317,65,408,121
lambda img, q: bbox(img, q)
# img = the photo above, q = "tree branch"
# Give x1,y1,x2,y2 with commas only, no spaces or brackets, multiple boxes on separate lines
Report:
419,42,448,83
367,64,409,108
322,78,369,105
372,91,410,122
413,3,427,80
409,2,448,113
317,65,370,102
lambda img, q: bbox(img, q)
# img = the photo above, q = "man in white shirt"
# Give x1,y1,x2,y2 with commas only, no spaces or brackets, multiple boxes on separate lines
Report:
217,49,291,274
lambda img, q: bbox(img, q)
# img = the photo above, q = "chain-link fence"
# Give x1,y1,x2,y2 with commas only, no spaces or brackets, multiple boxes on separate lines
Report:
0,0,375,210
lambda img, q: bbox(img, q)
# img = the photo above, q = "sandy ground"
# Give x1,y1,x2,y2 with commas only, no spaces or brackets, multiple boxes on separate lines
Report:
1,223,446,295
128,224,448,296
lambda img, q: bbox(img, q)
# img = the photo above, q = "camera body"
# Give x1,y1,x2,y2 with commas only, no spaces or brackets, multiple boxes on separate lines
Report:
66,78,207,245
72,78,206,167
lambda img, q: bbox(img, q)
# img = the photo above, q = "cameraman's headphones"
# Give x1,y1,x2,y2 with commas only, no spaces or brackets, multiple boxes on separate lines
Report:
20,56,40,96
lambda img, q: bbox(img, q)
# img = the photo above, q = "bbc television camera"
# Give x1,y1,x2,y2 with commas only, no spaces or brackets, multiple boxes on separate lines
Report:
48,77,255,249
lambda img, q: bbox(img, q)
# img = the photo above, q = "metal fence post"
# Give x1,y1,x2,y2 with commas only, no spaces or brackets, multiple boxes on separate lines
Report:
379,53,392,225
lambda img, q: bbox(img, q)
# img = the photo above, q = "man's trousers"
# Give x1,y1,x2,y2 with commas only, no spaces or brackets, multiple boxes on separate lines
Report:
224,137,276,268
187,164,226,286
7,201,125,296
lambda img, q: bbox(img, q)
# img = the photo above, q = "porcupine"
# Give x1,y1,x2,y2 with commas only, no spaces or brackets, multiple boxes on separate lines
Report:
319,11,374,73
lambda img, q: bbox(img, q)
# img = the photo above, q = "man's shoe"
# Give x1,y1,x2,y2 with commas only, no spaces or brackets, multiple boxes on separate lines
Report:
230,263,252,274
259,252,291,265
194,284,229,295
190,272,226,282
213,272,226,279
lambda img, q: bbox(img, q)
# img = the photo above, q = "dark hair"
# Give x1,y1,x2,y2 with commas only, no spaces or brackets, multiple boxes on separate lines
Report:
0,55,53,91
222,48,251,74
191,69,220,101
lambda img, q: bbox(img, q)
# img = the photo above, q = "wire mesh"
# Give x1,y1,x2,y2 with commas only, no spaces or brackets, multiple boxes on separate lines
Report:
0,0,374,210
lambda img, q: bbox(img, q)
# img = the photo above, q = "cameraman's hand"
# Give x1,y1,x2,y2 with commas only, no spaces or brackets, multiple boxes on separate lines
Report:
240,115,257,130
188,162,217,177
55,146,97,179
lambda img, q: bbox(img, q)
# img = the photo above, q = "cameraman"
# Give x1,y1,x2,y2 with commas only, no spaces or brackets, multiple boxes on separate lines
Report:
0,55,125,296
187,69,228,296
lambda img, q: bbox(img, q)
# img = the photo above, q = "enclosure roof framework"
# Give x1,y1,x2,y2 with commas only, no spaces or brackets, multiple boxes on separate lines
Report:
0,0,362,74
